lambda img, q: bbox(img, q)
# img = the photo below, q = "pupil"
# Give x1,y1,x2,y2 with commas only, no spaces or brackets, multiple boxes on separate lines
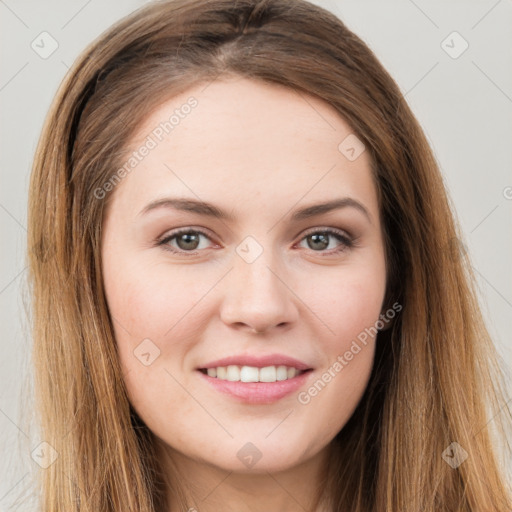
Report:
309,233,329,250
177,232,199,250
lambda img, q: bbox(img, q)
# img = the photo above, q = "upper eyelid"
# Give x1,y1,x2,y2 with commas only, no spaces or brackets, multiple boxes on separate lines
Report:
159,227,216,243
301,226,351,238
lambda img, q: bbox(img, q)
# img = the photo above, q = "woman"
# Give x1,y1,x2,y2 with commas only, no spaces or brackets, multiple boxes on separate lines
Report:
27,0,512,510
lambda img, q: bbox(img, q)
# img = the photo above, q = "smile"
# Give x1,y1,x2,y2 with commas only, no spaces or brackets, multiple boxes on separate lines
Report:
199,365,307,383
197,367,314,404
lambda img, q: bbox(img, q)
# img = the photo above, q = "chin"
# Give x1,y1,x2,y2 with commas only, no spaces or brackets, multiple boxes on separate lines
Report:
199,436,320,475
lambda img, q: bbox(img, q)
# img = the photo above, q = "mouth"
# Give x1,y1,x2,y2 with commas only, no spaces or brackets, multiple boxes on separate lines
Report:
198,365,312,383
196,365,314,404
195,353,314,403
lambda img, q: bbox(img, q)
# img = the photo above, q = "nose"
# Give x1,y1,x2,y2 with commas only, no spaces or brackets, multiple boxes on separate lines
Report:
219,251,299,335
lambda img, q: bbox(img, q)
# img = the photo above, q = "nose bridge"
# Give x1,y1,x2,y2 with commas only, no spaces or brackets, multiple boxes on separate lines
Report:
219,236,297,332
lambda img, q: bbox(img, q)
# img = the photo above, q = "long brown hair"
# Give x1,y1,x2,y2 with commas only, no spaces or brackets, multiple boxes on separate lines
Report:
27,0,512,510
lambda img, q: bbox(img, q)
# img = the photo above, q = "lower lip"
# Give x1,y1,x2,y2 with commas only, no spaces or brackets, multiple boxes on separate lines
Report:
196,369,313,404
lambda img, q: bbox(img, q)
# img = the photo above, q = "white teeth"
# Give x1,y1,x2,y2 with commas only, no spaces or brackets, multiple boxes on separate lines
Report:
240,366,259,382
202,365,305,383
287,367,297,379
226,365,240,381
259,366,276,382
276,365,288,381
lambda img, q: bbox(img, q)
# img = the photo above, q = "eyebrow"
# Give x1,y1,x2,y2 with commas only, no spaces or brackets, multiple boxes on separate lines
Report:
138,197,372,223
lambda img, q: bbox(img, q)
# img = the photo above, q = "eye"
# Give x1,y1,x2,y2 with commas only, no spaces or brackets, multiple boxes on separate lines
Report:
157,228,214,254
156,227,355,256
297,228,354,254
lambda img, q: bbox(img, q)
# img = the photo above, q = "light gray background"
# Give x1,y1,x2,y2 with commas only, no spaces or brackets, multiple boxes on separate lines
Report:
1,0,511,509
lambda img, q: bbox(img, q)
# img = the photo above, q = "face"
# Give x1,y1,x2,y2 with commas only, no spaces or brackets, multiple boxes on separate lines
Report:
101,76,387,475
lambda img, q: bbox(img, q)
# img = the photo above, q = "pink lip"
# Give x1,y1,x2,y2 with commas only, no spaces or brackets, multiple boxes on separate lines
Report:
197,353,312,371
197,369,313,404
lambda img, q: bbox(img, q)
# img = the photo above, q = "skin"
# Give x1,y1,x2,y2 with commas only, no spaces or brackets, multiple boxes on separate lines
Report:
101,75,388,512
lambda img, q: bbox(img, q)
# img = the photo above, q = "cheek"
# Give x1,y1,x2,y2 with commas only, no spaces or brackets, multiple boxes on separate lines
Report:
102,255,213,343
292,259,385,408
292,271,384,448
299,259,386,351
102,258,211,422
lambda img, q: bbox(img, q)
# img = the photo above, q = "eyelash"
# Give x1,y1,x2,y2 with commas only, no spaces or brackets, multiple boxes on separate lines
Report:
156,227,355,256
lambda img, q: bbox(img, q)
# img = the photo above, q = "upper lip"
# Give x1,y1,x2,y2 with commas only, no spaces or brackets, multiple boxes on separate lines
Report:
198,353,312,371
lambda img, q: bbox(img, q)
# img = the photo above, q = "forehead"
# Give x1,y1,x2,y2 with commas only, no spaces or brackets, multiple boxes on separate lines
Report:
110,76,378,221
